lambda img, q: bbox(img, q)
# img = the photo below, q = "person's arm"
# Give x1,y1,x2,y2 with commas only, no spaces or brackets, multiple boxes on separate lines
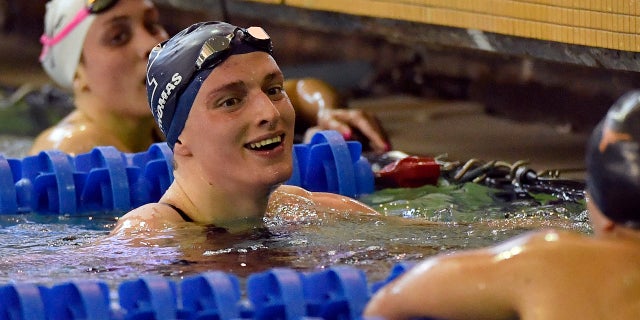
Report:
364,239,530,320
285,78,390,153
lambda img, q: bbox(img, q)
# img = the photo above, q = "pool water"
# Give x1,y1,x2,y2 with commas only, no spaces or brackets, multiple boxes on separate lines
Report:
0,134,588,289
0,134,32,158
0,179,588,288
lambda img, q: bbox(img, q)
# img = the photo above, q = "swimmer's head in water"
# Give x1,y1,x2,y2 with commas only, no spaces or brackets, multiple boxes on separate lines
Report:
146,21,273,149
586,90,640,228
40,0,118,89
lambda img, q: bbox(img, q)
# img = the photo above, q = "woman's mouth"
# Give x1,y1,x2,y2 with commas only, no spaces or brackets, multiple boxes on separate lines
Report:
245,134,285,151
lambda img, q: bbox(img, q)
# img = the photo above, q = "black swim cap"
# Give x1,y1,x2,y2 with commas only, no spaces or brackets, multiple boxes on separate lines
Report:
586,90,640,228
146,21,273,149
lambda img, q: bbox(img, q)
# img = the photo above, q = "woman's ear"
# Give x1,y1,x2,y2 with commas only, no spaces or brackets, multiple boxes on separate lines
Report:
172,138,193,157
586,193,616,233
602,219,616,232
73,63,90,93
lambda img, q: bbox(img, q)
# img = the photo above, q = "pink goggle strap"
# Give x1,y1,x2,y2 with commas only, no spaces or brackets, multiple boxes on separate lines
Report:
39,8,90,61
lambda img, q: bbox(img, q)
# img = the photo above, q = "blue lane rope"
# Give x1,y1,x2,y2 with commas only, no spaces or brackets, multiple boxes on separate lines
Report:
0,130,374,215
0,263,417,320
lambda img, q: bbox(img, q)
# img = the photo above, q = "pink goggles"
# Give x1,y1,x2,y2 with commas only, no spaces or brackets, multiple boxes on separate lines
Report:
39,0,119,61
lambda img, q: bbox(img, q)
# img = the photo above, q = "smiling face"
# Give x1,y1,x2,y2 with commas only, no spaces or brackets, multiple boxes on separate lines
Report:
77,0,168,119
175,51,296,193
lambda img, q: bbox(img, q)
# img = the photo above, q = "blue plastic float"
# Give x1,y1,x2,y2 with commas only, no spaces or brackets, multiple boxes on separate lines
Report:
0,264,415,320
0,130,374,215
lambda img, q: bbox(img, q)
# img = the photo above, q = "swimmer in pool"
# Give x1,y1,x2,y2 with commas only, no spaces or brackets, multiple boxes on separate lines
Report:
112,21,378,233
364,91,640,320
31,0,390,156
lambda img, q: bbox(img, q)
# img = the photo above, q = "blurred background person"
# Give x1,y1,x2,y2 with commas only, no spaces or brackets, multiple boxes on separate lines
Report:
30,0,390,156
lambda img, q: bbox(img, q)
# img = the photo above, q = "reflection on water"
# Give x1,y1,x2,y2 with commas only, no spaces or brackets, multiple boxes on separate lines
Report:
0,180,588,287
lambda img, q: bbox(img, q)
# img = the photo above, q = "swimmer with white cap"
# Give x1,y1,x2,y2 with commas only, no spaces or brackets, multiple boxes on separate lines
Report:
30,0,391,156
112,21,378,234
32,0,167,155
364,91,640,319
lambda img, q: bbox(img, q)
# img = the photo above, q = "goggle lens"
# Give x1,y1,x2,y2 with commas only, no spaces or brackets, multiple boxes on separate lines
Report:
196,34,233,69
246,26,269,40
87,0,118,14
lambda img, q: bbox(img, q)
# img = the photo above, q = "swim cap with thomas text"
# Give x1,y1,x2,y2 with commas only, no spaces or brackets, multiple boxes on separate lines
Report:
146,21,273,149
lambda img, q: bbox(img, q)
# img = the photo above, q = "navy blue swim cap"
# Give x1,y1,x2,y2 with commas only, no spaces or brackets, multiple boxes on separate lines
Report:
146,21,273,149
586,90,640,228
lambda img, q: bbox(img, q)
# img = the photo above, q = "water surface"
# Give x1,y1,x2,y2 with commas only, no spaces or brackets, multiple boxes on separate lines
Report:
0,181,587,287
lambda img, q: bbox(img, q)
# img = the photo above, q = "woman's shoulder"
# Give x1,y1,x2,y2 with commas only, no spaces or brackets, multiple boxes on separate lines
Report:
273,184,378,215
490,229,583,252
111,203,186,234
29,113,119,155
273,184,311,197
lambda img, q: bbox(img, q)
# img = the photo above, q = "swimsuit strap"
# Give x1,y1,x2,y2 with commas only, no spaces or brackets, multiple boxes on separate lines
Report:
160,202,194,222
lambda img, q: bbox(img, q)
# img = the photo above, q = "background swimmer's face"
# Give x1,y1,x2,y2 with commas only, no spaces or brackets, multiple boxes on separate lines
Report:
177,51,296,193
77,0,168,118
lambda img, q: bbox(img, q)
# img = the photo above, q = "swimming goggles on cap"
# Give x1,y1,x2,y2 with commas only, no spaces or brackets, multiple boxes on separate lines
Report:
195,26,272,70
39,0,119,61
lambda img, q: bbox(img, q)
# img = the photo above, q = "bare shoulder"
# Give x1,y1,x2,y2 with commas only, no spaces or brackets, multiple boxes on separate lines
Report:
111,203,185,234
274,184,312,197
29,124,76,155
370,230,592,299
274,185,378,215
491,229,582,250
366,229,640,319
519,229,640,261
482,229,591,263
30,121,104,155
418,229,588,270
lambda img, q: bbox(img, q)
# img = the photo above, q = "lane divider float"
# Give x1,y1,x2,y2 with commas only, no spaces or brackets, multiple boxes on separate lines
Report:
0,263,416,320
0,130,373,215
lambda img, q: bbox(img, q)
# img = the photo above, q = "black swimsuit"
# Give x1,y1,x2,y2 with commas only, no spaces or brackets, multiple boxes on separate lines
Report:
161,202,194,222
161,202,227,234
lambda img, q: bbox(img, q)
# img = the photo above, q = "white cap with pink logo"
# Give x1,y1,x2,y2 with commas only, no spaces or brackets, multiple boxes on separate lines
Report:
39,0,113,89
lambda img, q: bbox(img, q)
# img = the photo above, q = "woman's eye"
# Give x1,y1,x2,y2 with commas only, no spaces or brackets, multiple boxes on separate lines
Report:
267,86,285,100
113,33,128,45
107,30,131,46
219,97,241,108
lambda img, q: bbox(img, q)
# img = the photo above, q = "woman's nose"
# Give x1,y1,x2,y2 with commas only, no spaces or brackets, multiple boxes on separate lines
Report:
139,28,169,59
255,93,281,128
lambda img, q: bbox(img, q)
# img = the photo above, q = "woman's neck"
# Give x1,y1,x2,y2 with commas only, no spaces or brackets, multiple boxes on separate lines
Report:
603,225,640,243
162,174,271,232
73,95,159,152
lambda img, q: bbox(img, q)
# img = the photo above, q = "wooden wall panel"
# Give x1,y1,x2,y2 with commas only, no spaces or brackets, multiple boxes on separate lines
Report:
278,0,640,52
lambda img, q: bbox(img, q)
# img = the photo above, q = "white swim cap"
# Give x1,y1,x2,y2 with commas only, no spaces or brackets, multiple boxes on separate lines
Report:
40,0,97,89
